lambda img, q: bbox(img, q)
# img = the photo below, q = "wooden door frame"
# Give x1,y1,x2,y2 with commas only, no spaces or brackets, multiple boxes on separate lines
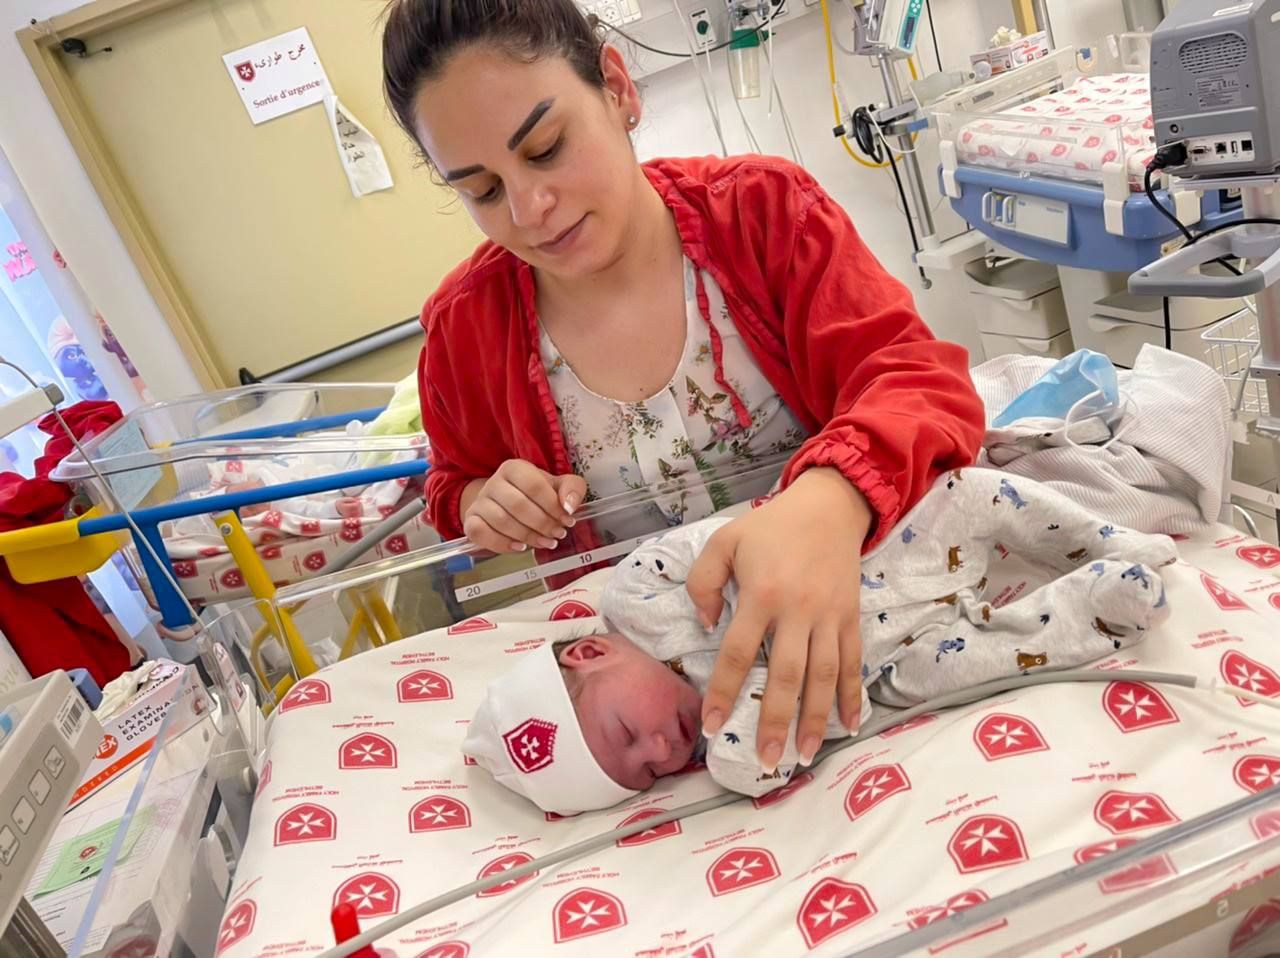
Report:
18,0,225,389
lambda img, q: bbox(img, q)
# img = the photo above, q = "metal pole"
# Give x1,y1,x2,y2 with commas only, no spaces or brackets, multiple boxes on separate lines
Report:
875,54,937,247
1243,185,1280,379
1239,185,1280,541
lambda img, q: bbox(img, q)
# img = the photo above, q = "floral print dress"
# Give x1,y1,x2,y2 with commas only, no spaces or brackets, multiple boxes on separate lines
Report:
539,258,806,540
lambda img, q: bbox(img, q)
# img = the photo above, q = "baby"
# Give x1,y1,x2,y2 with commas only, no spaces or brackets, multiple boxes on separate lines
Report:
464,468,1177,814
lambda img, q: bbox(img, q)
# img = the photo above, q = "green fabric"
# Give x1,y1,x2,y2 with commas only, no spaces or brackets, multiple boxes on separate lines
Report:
367,372,422,437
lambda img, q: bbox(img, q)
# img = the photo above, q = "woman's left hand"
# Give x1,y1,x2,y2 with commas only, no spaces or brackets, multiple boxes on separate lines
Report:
686,467,873,771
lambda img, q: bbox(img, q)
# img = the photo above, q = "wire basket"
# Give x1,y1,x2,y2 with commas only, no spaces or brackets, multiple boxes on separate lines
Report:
1203,308,1269,417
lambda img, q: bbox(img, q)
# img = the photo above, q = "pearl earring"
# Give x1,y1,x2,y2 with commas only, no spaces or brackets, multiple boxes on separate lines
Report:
627,114,637,127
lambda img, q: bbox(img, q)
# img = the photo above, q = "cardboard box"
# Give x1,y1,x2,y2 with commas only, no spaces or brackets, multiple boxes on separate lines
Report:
971,31,1051,75
69,660,211,808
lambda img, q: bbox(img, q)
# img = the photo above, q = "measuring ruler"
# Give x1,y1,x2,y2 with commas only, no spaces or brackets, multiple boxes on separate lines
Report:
452,532,661,603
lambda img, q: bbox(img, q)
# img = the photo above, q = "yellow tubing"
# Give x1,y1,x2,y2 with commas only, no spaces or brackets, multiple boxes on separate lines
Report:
820,0,887,169
820,0,921,169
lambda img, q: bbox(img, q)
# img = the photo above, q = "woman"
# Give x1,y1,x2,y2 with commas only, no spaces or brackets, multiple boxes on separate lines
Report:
382,0,984,773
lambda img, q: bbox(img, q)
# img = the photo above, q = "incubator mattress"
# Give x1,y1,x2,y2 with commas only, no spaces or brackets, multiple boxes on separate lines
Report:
217,525,1280,957
955,73,1157,191
157,445,434,603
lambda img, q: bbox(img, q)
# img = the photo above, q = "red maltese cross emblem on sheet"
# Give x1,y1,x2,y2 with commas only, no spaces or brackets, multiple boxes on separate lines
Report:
278,678,330,713
1234,755,1280,794
338,732,398,770
1093,790,1179,834
397,670,453,703
333,872,400,919
1221,651,1280,705
477,852,537,898
615,807,681,847
1102,681,1179,732
972,713,1049,760
273,803,336,846
552,887,627,943
947,815,1029,874
409,795,471,833
215,900,256,955
844,764,911,820
705,846,780,896
796,878,876,950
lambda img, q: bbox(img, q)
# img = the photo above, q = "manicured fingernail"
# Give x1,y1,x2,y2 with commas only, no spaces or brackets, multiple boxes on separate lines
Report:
563,495,578,515
512,542,527,552
702,710,725,737
554,528,567,540
538,537,558,550
799,736,820,765
760,741,783,775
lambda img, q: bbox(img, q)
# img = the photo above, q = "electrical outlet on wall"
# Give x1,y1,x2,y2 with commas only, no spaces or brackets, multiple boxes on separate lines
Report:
689,8,717,49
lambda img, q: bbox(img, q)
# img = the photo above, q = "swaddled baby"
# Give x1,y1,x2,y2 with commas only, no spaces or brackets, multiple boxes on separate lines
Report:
463,468,1177,815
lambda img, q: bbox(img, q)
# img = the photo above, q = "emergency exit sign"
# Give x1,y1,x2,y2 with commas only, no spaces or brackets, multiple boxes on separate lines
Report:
222,27,331,124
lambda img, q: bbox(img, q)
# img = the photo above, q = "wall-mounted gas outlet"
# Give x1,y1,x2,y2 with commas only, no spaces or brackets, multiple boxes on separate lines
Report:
690,8,717,49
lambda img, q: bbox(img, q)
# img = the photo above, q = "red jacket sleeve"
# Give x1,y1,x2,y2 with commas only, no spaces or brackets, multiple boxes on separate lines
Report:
419,343,466,541
768,176,985,548
418,313,507,541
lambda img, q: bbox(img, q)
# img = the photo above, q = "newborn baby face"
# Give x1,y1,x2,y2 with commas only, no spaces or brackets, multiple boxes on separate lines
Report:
558,633,703,790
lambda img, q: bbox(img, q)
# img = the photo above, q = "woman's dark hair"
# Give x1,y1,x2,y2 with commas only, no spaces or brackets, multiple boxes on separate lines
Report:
382,0,607,153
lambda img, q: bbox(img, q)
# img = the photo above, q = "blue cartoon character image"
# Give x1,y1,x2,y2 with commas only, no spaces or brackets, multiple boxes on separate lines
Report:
47,318,107,402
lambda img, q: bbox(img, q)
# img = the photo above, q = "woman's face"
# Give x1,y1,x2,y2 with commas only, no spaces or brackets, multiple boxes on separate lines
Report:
412,46,643,281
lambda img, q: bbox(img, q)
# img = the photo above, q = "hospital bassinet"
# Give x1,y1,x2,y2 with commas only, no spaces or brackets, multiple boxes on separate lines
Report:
44,454,1280,957
0,383,435,633
931,40,1240,273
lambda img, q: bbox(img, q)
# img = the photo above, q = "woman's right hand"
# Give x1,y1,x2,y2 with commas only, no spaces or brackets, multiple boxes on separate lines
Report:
460,460,587,553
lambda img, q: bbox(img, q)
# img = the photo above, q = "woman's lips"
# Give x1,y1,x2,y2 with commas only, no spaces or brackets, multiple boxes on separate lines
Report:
535,215,586,254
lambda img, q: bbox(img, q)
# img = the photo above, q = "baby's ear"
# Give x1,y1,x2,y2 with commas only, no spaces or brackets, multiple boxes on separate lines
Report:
557,635,611,668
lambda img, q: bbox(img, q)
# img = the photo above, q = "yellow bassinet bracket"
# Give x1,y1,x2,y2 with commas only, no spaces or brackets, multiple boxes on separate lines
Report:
0,506,123,584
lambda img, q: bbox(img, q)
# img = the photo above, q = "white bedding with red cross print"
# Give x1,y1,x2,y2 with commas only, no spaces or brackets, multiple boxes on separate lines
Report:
214,523,1280,958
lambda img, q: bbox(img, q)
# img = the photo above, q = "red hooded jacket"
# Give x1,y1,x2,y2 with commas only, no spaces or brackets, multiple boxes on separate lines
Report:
418,154,984,548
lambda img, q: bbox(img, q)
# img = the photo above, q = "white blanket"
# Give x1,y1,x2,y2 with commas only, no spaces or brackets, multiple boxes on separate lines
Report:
215,523,1280,958
970,347,1233,536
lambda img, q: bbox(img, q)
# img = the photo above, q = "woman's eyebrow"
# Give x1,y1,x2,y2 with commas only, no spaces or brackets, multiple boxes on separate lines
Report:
443,99,557,181
444,163,486,182
507,98,555,151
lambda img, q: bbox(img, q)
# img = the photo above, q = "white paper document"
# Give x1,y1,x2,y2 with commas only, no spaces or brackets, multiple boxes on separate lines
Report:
325,95,394,197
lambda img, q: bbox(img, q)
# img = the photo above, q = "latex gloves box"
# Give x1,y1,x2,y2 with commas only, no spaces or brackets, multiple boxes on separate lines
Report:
971,31,1050,76
69,660,210,809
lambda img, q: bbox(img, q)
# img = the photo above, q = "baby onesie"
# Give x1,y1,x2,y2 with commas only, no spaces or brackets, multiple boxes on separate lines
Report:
601,467,1176,796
